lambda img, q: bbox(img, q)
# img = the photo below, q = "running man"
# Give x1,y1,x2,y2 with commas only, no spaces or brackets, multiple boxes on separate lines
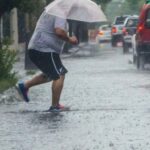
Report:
16,10,78,112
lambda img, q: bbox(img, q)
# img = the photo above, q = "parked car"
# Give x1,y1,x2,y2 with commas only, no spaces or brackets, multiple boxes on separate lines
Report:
122,16,139,53
134,4,150,69
96,24,111,43
111,15,130,47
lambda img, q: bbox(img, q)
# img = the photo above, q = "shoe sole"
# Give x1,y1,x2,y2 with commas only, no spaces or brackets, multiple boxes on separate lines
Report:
45,107,70,113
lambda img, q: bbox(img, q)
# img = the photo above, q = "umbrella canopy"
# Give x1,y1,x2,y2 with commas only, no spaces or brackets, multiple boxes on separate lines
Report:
45,0,107,23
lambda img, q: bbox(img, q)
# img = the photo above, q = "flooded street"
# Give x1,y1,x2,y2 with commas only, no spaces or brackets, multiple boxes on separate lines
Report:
1,43,150,150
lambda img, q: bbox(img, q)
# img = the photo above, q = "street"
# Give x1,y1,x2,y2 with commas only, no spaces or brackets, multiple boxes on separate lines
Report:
1,43,150,150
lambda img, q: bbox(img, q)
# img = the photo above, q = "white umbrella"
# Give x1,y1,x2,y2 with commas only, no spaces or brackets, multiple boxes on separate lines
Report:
45,0,107,22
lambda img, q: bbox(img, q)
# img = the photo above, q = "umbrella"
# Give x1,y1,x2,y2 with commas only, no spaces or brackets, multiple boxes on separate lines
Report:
45,0,107,23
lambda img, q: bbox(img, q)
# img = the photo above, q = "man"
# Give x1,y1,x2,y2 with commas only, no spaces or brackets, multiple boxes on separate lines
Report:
16,10,78,112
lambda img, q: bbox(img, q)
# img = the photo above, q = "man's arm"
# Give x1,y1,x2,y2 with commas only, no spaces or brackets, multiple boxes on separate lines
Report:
55,28,78,45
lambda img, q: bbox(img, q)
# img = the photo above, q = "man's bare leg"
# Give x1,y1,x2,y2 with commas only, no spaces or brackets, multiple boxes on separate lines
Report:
24,73,50,89
52,75,65,106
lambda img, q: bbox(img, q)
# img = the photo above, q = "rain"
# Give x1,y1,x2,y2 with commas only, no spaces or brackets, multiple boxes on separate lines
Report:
0,0,150,150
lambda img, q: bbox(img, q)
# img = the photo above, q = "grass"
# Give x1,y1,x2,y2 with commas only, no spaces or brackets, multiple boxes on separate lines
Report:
0,78,18,93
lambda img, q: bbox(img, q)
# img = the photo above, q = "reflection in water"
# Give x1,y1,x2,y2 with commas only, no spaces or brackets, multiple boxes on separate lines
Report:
38,112,64,122
5,109,64,130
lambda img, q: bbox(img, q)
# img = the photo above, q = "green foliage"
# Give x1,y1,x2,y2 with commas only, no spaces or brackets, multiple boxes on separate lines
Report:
105,0,145,22
0,0,14,16
0,0,112,17
0,0,45,17
46,0,54,4
93,0,112,10
18,0,45,14
0,38,17,80
0,78,17,93
125,0,145,12
94,0,111,4
146,0,150,4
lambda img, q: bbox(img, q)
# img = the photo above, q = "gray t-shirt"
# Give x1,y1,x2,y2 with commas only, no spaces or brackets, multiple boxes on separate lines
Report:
28,11,68,54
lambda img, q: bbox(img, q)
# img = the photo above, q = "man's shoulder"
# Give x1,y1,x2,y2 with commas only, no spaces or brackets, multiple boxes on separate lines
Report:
40,10,66,23
40,11,55,20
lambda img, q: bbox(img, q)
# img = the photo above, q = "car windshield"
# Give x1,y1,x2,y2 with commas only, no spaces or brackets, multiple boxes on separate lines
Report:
115,16,127,25
126,19,138,27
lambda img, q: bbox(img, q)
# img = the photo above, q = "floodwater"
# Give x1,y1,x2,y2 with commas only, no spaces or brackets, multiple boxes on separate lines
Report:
0,43,150,150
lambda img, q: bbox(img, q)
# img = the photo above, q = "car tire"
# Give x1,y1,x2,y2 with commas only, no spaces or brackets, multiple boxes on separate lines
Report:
136,54,145,70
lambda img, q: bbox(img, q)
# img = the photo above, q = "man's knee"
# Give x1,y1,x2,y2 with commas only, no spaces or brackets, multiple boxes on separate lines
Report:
41,74,52,82
52,75,65,84
60,75,65,80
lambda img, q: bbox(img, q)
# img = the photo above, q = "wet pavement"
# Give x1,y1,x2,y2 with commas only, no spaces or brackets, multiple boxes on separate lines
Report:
1,43,150,150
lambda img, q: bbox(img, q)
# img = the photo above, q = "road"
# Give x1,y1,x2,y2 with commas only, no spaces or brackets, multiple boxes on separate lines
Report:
1,43,150,150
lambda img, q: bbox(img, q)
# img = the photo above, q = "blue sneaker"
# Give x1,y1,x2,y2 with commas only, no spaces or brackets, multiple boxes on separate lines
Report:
16,82,30,102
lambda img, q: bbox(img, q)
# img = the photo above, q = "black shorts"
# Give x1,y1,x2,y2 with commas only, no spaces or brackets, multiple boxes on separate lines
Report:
29,49,68,80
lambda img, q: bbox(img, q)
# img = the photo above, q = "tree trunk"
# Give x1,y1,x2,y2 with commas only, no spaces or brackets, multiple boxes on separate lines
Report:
25,13,30,33
0,16,3,49
10,8,19,50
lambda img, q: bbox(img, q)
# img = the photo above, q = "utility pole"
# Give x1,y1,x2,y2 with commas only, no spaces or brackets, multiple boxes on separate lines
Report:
10,8,19,50
0,16,3,48
0,17,3,43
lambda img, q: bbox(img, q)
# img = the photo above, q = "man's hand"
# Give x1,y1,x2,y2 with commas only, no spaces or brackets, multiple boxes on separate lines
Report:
69,36,78,45
55,28,78,45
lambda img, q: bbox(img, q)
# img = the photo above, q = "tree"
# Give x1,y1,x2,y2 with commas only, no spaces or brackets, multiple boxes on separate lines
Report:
125,0,145,14
105,0,146,22
93,0,112,10
0,0,45,18
0,0,16,17
94,0,111,4
0,0,45,46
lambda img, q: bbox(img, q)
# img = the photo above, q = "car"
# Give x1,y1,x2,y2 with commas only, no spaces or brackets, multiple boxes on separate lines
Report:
134,4,150,69
122,16,139,53
96,24,111,43
111,15,130,47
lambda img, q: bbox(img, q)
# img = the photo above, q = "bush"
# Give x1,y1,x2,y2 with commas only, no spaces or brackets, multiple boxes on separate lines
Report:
0,78,17,93
0,38,17,92
0,38,17,79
